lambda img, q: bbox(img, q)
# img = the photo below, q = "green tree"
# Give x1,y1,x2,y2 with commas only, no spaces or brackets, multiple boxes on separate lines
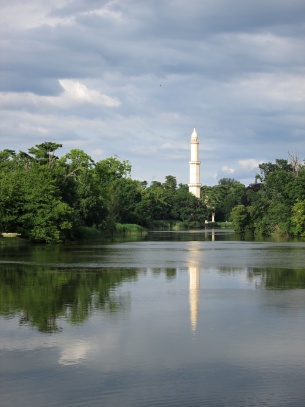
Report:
59,149,109,230
0,144,75,242
291,200,305,236
28,141,63,168
171,184,208,227
231,204,250,234
242,157,305,236
134,190,160,226
95,155,132,184
110,178,143,224
202,178,245,221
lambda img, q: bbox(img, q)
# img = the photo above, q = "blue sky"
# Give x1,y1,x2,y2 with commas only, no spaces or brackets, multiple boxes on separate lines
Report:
0,0,304,186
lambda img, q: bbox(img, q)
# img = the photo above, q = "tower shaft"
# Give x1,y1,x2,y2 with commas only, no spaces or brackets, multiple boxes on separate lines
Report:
188,128,201,198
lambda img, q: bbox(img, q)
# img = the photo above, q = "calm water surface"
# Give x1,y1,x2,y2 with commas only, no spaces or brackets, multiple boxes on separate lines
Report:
1,230,305,407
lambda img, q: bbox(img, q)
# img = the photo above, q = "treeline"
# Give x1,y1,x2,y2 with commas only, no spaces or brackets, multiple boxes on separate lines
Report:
231,158,305,236
1,142,304,242
0,142,212,242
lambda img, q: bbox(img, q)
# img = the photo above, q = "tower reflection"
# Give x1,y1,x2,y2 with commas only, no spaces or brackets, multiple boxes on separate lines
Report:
189,266,200,332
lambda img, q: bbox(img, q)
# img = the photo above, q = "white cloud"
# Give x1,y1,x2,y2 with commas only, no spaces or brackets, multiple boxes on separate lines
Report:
0,80,120,110
58,79,121,107
238,159,262,170
222,165,235,174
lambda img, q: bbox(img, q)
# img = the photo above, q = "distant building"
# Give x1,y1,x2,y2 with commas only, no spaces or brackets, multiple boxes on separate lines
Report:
188,128,201,198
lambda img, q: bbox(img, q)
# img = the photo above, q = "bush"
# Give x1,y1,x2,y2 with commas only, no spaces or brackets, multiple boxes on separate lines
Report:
230,205,250,234
115,223,147,235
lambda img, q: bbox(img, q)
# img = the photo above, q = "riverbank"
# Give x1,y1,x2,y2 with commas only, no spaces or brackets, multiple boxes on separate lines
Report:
150,220,233,230
0,222,233,245
74,224,148,240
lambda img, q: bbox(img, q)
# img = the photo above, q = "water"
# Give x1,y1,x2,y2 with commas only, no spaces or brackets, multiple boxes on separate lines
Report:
1,230,305,406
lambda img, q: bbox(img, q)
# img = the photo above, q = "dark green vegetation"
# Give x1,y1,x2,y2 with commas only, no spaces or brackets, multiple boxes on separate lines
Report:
231,158,305,236
1,143,304,242
0,143,209,242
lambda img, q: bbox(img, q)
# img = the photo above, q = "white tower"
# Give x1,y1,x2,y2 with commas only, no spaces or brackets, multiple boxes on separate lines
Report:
188,128,201,198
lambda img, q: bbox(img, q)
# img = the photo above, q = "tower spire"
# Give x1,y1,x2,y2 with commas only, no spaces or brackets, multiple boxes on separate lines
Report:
188,128,201,198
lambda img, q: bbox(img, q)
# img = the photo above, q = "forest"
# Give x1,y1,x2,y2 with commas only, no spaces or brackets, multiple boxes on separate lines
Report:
0,142,305,243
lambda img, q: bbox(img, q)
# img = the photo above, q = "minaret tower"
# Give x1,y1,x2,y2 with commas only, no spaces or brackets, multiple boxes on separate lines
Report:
188,128,201,198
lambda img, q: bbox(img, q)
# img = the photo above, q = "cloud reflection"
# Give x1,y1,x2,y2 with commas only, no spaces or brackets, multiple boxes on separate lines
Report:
59,340,90,366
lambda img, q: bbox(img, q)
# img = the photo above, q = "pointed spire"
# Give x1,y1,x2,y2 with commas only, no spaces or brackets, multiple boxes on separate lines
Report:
191,128,198,139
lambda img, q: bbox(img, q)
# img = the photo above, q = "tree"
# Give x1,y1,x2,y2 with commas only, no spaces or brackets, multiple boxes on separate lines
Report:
202,178,245,221
288,151,304,178
163,175,177,191
19,167,74,242
230,205,250,234
238,156,305,236
171,185,208,226
134,190,160,226
110,178,143,224
0,157,74,242
28,142,63,168
95,155,131,184
58,149,110,230
257,159,292,182
291,200,305,236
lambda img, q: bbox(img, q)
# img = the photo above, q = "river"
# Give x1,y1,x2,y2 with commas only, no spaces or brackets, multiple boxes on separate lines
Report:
1,229,305,406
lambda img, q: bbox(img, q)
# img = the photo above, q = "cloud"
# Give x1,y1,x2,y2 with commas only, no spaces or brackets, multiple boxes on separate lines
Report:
0,79,120,111
58,79,120,107
222,165,236,174
239,159,262,170
0,0,304,186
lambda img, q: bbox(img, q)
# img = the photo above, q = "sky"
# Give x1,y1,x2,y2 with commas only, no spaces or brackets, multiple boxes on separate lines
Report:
0,0,304,186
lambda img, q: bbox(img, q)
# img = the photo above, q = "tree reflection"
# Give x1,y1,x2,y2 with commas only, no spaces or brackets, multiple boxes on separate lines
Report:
218,266,305,289
248,267,305,289
0,265,137,333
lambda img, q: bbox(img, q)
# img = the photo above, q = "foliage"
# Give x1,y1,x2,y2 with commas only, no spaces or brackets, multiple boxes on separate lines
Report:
115,223,147,234
0,152,74,242
73,226,105,240
2,142,302,241
232,157,305,236
291,200,305,236
202,178,245,221
230,205,250,234
0,143,211,242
